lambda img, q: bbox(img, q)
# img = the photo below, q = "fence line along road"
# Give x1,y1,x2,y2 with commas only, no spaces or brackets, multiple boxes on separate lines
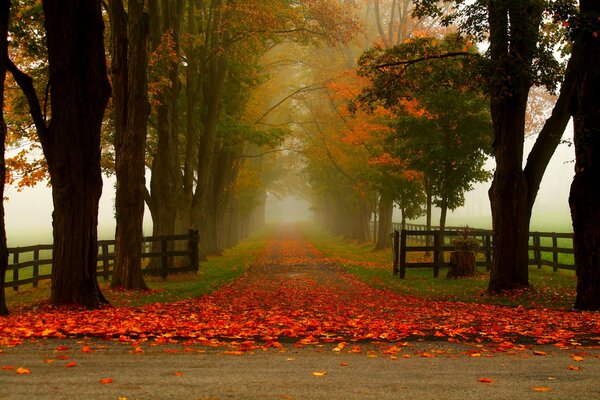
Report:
390,224,575,279
3,229,199,291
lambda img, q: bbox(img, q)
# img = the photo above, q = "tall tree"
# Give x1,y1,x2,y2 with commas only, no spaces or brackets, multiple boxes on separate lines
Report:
8,0,111,307
568,0,600,310
109,0,150,289
412,0,576,292
0,0,10,316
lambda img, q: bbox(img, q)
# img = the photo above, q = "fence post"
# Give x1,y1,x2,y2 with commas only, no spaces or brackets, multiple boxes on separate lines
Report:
533,232,542,269
433,231,440,278
161,237,168,280
32,249,40,288
101,243,110,281
189,229,199,272
12,250,19,292
392,230,399,275
485,234,492,271
552,234,559,272
399,230,407,279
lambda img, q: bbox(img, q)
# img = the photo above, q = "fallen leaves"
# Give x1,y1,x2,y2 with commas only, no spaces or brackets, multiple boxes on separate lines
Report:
479,378,493,383
532,387,552,392
312,371,327,377
99,378,113,384
15,367,30,375
1,230,600,353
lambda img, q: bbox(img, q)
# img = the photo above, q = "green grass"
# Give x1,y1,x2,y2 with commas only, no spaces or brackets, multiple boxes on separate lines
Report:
300,223,577,310
5,226,273,310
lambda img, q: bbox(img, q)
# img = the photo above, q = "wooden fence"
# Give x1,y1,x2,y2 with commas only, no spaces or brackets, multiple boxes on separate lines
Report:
391,225,575,278
3,229,199,291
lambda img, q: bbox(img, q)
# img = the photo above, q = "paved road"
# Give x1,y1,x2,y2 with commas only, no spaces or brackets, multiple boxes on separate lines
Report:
1,339,599,399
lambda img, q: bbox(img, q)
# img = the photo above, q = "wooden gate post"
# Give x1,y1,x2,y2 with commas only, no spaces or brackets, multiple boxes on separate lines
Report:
399,230,407,279
189,229,199,272
433,231,440,278
392,230,400,275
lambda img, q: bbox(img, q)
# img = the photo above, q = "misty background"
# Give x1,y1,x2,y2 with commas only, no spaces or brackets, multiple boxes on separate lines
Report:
4,124,575,247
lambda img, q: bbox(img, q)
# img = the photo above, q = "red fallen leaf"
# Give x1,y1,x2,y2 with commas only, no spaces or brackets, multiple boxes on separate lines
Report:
174,371,185,376
81,345,93,353
55,346,69,351
1,365,15,370
479,378,493,383
44,359,54,364
533,350,547,356
532,387,552,392
16,367,31,375
99,378,113,384
340,362,348,366
572,356,584,362
56,355,69,360
420,353,435,358
66,362,77,368
133,347,144,354
568,365,581,371
162,349,179,353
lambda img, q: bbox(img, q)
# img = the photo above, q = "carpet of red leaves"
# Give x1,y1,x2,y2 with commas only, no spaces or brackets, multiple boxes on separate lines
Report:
1,226,599,351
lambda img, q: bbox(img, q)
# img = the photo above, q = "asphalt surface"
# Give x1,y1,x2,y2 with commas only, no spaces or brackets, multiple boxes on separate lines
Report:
1,339,599,399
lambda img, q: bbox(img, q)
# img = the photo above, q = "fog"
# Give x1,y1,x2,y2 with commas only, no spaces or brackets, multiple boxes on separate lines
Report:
4,125,575,246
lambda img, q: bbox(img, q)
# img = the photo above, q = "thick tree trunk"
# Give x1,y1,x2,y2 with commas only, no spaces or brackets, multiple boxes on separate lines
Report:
43,0,111,307
570,3,600,310
486,0,544,292
111,0,150,289
375,192,393,250
0,0,9,316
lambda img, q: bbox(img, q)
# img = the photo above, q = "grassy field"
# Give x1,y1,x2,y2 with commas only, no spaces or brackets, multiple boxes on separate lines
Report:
300,223,577,310
4,226,273,310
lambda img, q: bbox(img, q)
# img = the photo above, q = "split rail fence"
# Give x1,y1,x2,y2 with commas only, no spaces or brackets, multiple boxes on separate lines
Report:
2,229,199,291
390,224,575,279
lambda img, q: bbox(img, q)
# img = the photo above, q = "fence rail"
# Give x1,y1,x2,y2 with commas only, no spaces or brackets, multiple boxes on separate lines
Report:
391,225,575,278
3,229,199,291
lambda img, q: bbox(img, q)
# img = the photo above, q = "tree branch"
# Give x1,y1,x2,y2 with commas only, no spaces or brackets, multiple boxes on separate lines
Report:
254,84,326,125
5,57,51,149
376,51,476,70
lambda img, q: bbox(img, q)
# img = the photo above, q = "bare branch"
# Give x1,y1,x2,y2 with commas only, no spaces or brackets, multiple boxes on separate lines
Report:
376,51,476,70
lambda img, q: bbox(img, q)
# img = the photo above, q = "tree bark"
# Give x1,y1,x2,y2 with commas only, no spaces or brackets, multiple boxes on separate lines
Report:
375,192,393,250
42,0,111,307
110,0,150,289
0,0,10,316
486,0,543,292
570,0,600,310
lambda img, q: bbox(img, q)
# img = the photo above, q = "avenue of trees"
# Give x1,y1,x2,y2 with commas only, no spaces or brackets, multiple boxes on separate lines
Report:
0,0,598,313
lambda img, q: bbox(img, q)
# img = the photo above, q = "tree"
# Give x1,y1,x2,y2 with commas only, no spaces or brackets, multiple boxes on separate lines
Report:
108,0,150,290
412,0,576,292
567,0,600,310
8,0,111,307
356,34,492,234
0,0,10,316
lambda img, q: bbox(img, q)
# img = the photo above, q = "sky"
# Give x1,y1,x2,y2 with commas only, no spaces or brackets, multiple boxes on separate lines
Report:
4,125,576,246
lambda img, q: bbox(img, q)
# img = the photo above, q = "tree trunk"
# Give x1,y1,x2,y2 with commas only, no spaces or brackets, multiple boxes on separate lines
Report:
0,0,9,316
486,0,544,292
43,0,111,307
570,2,600,310
147,1,184,262
110,0,150,289
375,192,393,250
447,251,477,279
